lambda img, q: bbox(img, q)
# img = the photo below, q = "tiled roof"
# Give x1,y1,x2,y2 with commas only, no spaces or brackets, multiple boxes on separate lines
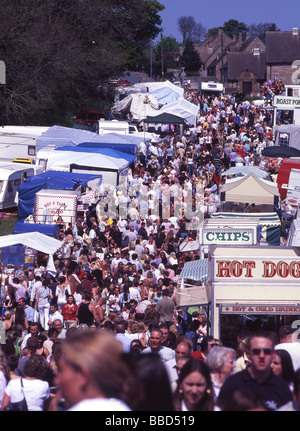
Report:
266,30,300,63
227,51,266,80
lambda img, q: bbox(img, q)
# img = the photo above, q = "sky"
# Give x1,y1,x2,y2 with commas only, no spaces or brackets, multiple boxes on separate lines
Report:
158,0,300,42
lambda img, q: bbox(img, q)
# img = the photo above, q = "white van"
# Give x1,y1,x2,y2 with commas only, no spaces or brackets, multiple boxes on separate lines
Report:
0,162,37,209
36,146,56,171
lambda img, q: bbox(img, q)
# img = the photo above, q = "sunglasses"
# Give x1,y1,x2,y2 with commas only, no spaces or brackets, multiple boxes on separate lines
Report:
251,348,272,356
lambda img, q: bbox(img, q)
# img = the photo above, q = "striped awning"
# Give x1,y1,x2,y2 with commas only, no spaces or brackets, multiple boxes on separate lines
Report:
179,259,208,282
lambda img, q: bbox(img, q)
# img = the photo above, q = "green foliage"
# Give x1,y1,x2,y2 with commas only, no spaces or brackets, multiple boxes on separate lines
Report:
180,39,202,75
222,19,249,39
0,0,164,126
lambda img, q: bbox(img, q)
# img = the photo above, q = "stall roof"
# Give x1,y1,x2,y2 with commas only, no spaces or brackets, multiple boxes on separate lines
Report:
54,145,136,164
46,149,130,172
18,171,101,222
262,146,300,158
142,112,186,125
0,232,62,255
149,84,182,105
179,259,208,282
36,126,142,153
158,97,199,127
211,212,281,226
13,222,61,238
222,166,269,179
221,173,280,205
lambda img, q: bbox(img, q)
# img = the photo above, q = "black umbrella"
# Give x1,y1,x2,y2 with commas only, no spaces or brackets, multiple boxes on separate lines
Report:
262,146,300,158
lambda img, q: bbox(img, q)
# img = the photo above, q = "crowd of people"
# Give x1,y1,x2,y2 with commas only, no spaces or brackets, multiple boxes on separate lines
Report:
0,87,299,412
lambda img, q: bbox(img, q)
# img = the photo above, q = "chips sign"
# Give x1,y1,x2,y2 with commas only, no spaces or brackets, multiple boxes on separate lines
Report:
202,229,254,245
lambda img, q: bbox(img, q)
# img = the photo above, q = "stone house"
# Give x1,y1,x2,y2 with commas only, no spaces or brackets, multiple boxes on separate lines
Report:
266,28,300,85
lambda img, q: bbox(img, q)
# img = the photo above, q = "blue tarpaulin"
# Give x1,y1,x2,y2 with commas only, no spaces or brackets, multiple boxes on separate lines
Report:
149,86,182,105
13,222,61,238
1,245,26,267
18,171,101,222
36,126,140,154
54,145,136,164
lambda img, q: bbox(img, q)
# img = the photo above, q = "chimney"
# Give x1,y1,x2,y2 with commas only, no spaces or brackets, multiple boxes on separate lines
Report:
292,28,299,35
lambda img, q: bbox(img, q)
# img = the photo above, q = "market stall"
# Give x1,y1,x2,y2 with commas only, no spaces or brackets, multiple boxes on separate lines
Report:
0,232,63,269
177,259,210,307
220,172,280,213
209,245,300,340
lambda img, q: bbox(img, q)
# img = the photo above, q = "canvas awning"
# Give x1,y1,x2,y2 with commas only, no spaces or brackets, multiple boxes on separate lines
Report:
222,166,269,179
0,232,63,255
142,112,186,125
179,259,208,282
221,173,280,206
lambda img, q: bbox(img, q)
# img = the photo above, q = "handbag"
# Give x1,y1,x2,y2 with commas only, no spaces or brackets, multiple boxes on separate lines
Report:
3,378,28,411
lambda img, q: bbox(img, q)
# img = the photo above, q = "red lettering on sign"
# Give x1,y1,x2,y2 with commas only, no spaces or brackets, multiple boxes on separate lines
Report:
263,261,276,278
243,261,255,278
290,262,300,278
216,261,231,278
277,261,289,278
231,261,243,277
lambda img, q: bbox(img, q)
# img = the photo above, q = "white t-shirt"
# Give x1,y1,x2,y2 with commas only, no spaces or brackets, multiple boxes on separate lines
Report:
67,398,131,411
5,378,50,411
0,371,7,409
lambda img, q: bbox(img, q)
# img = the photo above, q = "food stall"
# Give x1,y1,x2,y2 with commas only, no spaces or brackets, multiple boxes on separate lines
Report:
209,245,300,340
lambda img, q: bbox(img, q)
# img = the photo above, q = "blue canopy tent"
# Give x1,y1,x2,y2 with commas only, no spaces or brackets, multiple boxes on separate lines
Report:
53,145,136,164
149,85,182,105
13,221,61,238
36,126,140,155
17,171,101,222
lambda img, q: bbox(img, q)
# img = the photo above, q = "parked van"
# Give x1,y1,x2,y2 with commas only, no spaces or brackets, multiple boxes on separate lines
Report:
36,146,56,171
75,110,108,125
277,158,300,199
0,162,37,209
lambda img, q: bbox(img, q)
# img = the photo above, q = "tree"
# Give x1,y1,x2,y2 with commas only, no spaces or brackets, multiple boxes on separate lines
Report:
248,22,280,42
222,19,249,39
207,27,221,38
180,39,202,75
177,16,206,44
0,0,164,125
152,36,180,77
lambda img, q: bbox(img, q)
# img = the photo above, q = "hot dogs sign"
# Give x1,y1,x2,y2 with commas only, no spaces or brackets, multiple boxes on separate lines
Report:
215,258,300,281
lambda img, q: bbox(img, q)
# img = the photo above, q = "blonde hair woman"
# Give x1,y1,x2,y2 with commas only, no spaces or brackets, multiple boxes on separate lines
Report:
51,329,132,411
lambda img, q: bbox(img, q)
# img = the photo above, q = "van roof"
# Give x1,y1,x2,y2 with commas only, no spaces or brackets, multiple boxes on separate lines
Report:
0,162,34,173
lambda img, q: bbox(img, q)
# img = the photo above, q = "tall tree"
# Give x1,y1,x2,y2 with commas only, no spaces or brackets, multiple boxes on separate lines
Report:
152,36,180,76
177,16,206,44
222,19,249,39
180,39,202,75
248,22,280,42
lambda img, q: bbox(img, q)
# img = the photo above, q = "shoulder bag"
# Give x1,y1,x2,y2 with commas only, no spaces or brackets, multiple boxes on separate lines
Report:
3,378,28,411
